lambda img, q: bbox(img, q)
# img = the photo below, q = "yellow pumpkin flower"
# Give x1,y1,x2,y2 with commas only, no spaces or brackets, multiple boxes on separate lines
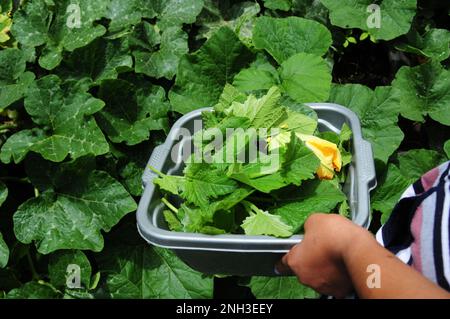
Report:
296,133,342,180
267,131,343,180
0,13,12,44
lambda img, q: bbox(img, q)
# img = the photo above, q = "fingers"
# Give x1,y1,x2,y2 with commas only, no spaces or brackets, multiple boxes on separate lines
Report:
303,212,326,231
274,258,293,275
275,243,301,275
274,251,293,275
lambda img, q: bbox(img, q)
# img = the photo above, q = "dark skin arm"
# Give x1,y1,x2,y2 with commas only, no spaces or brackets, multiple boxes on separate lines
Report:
277,213,450,299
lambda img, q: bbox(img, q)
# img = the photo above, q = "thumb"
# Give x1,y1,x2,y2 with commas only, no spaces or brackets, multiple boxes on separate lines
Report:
274,251,294,275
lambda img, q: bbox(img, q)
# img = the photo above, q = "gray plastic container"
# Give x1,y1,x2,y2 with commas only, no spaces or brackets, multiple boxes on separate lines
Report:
137,103,377,276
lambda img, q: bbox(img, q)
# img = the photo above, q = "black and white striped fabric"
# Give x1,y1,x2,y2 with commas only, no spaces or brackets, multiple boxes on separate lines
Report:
376,161,450,291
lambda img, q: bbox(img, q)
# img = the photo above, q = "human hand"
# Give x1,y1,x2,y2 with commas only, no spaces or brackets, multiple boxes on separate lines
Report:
276,213,373,298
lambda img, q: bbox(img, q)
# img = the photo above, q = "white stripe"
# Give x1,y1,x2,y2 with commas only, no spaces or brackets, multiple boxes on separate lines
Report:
401,185,417,199
376,228,384,246
434,164,446,188
441,174,450,284
421,192,437,283
396,246,412,264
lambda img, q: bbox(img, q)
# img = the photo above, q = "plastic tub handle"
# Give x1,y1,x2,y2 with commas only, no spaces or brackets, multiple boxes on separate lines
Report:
142,144,168,187
359,140,377,191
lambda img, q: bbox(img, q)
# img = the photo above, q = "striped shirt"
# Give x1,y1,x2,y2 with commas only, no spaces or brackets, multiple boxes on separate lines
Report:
376,161,450,291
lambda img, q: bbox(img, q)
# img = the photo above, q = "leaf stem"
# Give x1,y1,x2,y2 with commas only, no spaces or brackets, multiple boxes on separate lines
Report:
161,197,178,214
0,176,30,184
37,280,63,296
26,250,39,281
242,200,262,215
0,123,17,131
147,165,164,177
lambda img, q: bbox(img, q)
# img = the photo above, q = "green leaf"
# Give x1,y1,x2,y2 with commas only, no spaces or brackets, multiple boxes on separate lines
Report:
58,38,133,85
0,48,26,84
169,27,254,114
184,165,238,207
228,133,319,194
360,32,369,41
339,199,351,218
280,53,332,103
163,187,253,234
0,181,7,207
0,129,46,164
372,149,446,223
127,20,161,50
96,79,169,146
339,123,352,144
392,61,450,125
397,149,446,180
163,210,183,232
0,72,35,111
154,174,184,196
280,108,317,135
347,36,357,44
395,29,450,62
263,0,292,11
6,282,59,299
291,0,329,25
339,123,353,166
225,86,286,128
281,133,320,185
13,162,137,254
103,273,140,298
280,95,318,121
0,5,12,44
328,84,404,163
196,1,260,46
232,53,280,93
97,244,213,299
445,140,450,159
10,0,49,47
371,164,410,223
320,0,417,41
24,155,96,192
12,0,109,70
63,289,95,299
133,25,188,79
213,83,248,113
155,164,238,207
253,16,332,63
248,276,318,299
241,204,293,237
0,48,35,110
104,0,155,34
0,75,109,163
0,232,8,268
48,250,92,289
207,187,254,213
119,161,144,197
229,167,287,193
178,204,227,234
151,0,204,29
233,65,279,93
177,204,210,233
273,180,346,231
